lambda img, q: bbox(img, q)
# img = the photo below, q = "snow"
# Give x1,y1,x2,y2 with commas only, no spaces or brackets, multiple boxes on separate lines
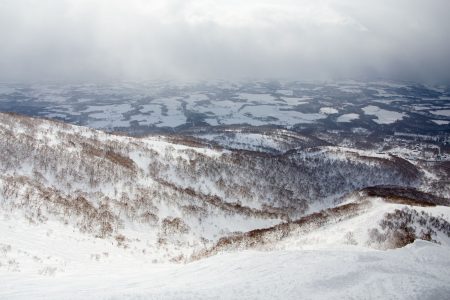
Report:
51,105,82,116
280,97,309,106
81,104,133,129
0,86,16,95
320,107,338,115
198,132,289,152
140,136,226,159
1,110,450,299
187,93,209,101
139,97,186,127
338,86,363,93
368,88,401,98
411,104,433,111
432,120,450,125
185,101,327,127
44,113,67,119
205,118,220,126
362,105,405,124
185,99,244,125
276,89,293,96
304,146,392,161
237,93,276,104
139,103,161,114
2,80,449,132
2,193,450,300
280,198,450,250
337,113,360,122
88,119,130,129
430,109,450,117
238,105,326,127
1,238,449,299
82,104,132,114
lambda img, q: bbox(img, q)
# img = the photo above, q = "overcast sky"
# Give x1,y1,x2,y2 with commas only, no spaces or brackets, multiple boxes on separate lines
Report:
0,0,449,83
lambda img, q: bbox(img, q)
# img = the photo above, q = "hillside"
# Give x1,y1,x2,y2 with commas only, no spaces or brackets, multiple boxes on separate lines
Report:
1,112,450,299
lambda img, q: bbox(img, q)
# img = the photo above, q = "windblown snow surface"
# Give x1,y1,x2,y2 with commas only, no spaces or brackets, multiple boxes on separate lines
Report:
1,214,450,300
2,198,450,300
1,245,449,300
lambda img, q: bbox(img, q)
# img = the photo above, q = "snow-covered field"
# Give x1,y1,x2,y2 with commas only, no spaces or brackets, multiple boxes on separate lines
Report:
362,105,406,124
430,109,450,117
1,239,449,299
433,120,450,125
337,113,359,123
1,196,450,300
1,80,448,132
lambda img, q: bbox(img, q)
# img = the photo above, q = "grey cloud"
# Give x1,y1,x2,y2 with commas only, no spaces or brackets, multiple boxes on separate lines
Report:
0,0,449,83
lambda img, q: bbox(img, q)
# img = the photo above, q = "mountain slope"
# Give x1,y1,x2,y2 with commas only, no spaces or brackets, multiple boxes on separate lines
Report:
0,112,428,259
1,112,450,299
2,241,450,300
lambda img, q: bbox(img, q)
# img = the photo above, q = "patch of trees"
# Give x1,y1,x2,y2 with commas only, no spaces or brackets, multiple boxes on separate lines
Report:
368,207,450,249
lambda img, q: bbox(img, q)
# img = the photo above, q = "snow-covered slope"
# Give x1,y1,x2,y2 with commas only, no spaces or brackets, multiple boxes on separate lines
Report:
191,194,450,259
191,127,328,153
1,112,450,299
2,241,450,300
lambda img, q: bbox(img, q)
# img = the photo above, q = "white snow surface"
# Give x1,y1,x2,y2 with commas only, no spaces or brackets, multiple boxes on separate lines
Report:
319,107,338,114
276,89,293,96
432,119,450,125
280,96,310,106
2,197,450,299
1,237,449,299
337,113,359,122
196,129,310,153
430,109,450,117
362,105,406,124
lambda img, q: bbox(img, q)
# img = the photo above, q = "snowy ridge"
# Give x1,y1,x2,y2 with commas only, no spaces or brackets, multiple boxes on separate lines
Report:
191,195,450,260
